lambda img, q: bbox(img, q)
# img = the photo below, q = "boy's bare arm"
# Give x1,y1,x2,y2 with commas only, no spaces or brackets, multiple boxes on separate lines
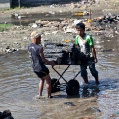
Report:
91,45,98,63
40,48,55,66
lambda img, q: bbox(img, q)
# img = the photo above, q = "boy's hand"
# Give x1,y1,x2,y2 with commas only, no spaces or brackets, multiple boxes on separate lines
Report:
94,58,98,63
50,61,55,67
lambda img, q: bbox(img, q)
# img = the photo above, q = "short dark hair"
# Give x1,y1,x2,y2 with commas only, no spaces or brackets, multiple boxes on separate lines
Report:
75,22,85,30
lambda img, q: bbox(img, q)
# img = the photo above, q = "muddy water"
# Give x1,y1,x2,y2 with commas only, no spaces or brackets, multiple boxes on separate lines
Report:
0,11,119,119
0,29,119,119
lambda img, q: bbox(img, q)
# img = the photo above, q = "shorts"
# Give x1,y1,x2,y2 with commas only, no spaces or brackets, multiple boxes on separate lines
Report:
34,68,49,78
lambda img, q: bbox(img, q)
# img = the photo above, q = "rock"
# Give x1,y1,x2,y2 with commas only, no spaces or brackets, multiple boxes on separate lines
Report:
31,23,38,28
6,46,10,49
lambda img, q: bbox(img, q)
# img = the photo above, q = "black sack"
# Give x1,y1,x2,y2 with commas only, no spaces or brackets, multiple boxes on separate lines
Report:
71,44,90,64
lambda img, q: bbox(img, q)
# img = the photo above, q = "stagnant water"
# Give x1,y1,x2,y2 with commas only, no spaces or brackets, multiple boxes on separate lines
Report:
0,12,83,26
0,29,119,119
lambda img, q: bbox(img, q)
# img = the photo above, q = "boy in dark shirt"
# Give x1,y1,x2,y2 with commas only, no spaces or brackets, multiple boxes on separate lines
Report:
28,31,55,98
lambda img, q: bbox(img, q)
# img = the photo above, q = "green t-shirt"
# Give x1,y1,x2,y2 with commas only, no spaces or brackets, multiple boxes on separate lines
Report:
75,34,94,57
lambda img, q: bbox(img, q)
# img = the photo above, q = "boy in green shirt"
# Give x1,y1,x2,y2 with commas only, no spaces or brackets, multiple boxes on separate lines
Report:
75,22,100,85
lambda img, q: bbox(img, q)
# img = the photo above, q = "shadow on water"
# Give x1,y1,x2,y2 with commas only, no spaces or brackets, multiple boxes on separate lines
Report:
81,85,100,98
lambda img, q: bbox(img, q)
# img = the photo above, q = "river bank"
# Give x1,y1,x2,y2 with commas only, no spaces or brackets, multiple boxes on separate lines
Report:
0,0,119,55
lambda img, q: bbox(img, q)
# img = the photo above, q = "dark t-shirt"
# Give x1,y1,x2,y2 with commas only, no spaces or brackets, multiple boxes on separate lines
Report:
28,43,47,72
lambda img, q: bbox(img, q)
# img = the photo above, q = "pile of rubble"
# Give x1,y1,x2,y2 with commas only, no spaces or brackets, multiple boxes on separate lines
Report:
29,13,119,33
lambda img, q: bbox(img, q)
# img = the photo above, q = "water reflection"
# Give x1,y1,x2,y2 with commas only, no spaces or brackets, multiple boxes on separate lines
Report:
81,85,100,98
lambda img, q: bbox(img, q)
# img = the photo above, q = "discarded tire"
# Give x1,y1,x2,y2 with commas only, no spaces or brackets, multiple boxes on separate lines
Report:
51,78,60,93
66,79,80,96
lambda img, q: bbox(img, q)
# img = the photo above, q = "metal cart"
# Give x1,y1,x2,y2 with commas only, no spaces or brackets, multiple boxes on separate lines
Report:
45,43,89,96
51,65,81,96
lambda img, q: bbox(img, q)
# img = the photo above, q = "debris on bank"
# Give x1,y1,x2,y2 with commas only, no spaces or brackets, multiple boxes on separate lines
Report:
0,11,119,54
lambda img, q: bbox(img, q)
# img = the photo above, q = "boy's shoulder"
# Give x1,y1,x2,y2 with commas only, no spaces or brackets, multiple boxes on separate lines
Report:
75,33,92,37
28,43,35,48
75,34,92,39
85,34,93,40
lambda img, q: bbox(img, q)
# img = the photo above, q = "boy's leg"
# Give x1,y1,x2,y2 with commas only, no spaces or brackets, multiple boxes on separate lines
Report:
39,78,45,96
43,74,52,98
82,76,89,84
94,75,100,85
89,62,100,85
80,64,89,84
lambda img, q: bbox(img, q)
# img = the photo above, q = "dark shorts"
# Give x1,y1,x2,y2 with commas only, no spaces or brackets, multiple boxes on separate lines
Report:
34,68,49,78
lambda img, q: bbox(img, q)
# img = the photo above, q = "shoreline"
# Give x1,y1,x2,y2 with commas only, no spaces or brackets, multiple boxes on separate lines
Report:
0,1,118,54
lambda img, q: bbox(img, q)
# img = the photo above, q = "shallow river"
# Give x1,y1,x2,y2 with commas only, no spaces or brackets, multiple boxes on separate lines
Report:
0,30,119,119
0,12,119,118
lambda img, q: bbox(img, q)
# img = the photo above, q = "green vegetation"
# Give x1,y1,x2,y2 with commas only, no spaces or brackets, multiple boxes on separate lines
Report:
0,23,13,32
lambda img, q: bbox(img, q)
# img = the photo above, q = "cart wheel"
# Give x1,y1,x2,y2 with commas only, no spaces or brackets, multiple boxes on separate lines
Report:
51,78,60,93
66,79,80,96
